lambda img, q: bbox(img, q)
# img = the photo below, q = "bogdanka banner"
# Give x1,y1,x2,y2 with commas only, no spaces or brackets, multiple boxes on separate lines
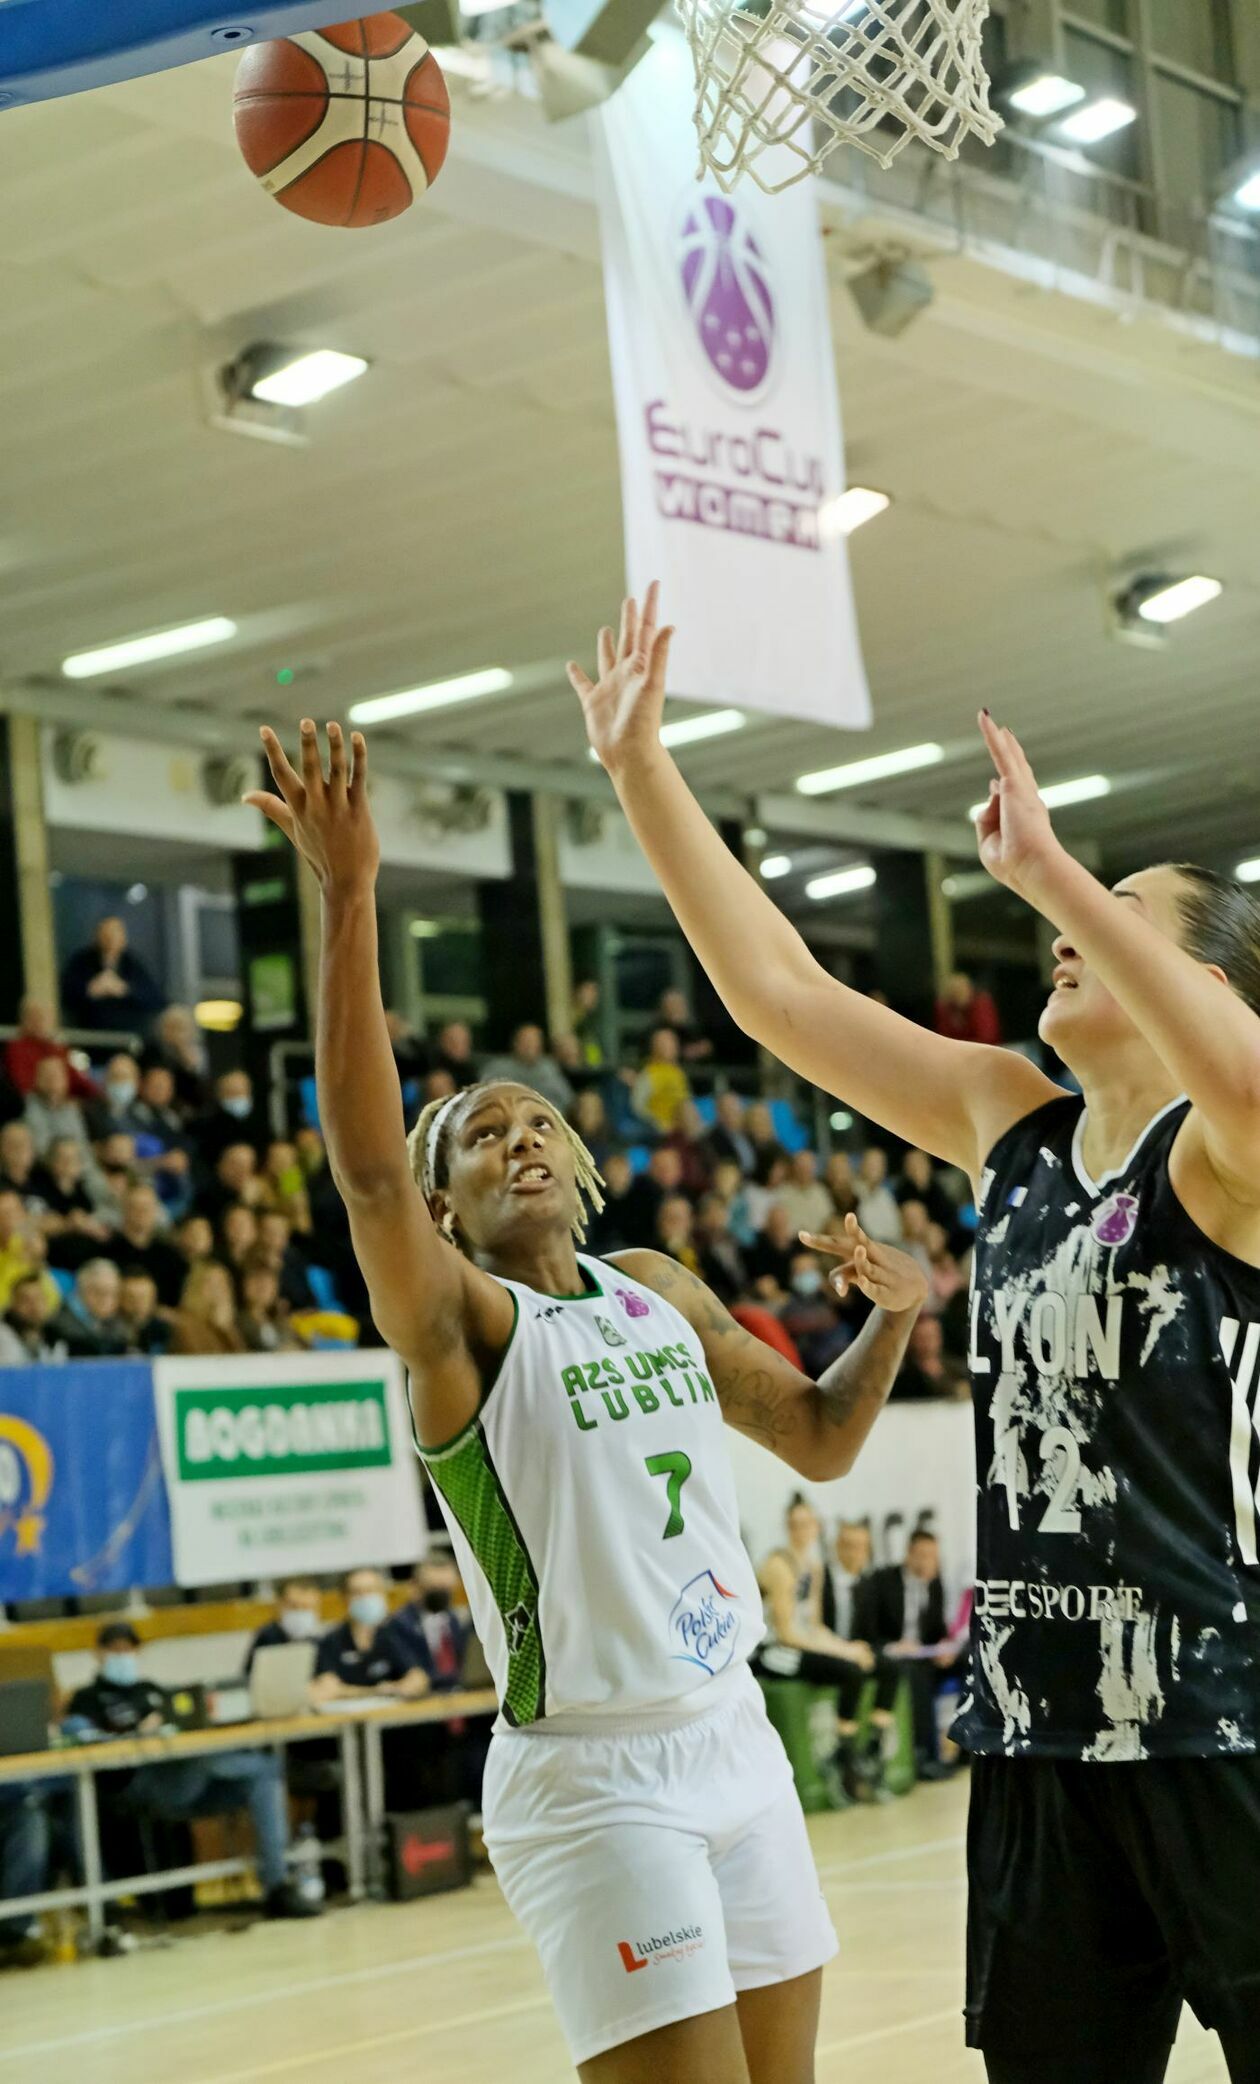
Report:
592,35,871,731
154,1350,424,1586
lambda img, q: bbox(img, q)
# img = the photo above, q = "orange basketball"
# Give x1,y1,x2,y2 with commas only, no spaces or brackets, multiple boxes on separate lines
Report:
233,12,450,229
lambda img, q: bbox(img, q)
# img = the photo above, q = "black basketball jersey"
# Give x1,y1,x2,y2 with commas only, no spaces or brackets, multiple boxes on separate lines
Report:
955,1093,1260,1761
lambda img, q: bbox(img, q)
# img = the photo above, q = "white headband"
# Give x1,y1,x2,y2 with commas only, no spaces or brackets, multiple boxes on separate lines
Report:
424,1093,463,1185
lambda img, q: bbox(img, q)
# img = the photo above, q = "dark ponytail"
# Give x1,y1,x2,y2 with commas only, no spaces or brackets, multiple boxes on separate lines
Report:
1168,865,1260,1017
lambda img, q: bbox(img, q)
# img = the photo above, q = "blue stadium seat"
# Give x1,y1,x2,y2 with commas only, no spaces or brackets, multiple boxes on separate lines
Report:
693,1095,717,1125
769,1098,810,1153
50,1268,74,1299
625,1144,653,1176
299,1075,320,1130
305,1265,341,1313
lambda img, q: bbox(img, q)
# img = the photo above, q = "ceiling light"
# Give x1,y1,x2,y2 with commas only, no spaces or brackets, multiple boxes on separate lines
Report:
744,826,767,848
818,487,891,542
126,883,148,904
408,918,444,937
796,741,943,796
969,774,1111,821
62,616,237,680
760,854,792,879
248,350,368,408
1008,72,1086,117
195,999,244,1032
659,709,746,749
1234,170,1260,212
830,1110,854,1131
1135,576,1223,624
350,668,513,725
805,864,876,901
1236,859,1260,884
1059,97,1136,144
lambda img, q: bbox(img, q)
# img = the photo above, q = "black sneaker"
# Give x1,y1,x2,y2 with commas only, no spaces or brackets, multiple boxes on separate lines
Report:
264,1883,323,1920
916,1757,953,1783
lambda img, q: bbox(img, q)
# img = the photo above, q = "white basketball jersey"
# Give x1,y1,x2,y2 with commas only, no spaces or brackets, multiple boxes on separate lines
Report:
414,1255,763,1729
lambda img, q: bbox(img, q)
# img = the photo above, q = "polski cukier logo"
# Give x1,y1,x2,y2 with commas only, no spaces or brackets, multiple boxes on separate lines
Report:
678,194,776,401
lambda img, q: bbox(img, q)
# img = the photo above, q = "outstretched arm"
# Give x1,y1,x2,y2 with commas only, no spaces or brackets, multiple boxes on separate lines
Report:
569,590,1057,1177
613,1217,927,1480
244,723,513,1443
976,712,1260,1203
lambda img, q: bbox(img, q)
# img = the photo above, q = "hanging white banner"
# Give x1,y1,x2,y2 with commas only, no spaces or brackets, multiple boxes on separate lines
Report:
592,37,871,731
154,1350,425,1587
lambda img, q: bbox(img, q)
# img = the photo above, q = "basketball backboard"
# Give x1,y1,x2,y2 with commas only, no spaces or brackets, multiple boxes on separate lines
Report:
0,0,428,108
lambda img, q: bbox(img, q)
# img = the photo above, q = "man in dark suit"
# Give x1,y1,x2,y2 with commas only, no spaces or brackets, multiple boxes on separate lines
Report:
864,1530,953,1778
381,1557,487,1808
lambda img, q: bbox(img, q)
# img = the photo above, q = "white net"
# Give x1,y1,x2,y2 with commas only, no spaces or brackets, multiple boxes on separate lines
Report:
676,0,1001,194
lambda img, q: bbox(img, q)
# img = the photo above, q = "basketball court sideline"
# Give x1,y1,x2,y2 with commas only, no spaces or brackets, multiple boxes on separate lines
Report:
0,1780,1227,2083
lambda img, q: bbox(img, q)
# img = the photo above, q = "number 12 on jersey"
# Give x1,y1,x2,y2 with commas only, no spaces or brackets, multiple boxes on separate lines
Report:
645,1451,693,1539
997,1423,1083,1534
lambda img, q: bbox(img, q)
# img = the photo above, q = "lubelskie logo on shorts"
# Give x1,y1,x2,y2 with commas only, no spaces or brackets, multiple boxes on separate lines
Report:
668,1569,740,1675
617,1925,705,1974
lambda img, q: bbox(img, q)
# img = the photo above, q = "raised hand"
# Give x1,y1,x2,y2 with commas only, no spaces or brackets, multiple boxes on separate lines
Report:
566,581,675,777
974,710,1064,900
242,720,379,895
799,1212,928,1314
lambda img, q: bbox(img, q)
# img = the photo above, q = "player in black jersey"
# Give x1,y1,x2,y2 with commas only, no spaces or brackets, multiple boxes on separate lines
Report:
572,586,1260,2084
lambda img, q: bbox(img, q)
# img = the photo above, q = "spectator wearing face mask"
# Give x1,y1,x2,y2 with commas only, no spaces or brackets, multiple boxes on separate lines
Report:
383,1558,470,1692
779,1250,851,1376
311,1570,428,1701
66,1623,318,1919
196,1071,266,1163
245,1578,325,1673
86,1055,146,1144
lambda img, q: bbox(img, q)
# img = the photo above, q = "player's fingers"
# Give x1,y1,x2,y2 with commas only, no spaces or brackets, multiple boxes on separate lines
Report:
566,663,595,698
298,718,324,791
799,1230,844,1258
640,579,660,643
597,627,616,678
617,597,637,661
326,721,347,789
978,708,1014,778
648,625,675,694
258,726,305,803
242,792,297,844
348,730,369,803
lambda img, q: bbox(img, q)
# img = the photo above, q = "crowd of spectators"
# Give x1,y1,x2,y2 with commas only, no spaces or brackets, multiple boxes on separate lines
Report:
0,986,363,1366
0,956,986,1397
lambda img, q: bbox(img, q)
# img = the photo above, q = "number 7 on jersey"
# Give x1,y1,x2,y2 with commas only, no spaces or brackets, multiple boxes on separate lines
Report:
645,1451,693,1539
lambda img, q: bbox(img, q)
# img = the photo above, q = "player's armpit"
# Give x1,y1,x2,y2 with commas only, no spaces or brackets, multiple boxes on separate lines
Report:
610,1250,832,1476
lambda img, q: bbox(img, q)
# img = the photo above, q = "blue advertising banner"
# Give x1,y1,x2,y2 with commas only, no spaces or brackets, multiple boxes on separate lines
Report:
0,1364,173,1600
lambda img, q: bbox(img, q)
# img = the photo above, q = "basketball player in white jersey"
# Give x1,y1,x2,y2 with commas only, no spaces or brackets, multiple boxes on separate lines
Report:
246,720,929,2084
569,587,1260,2083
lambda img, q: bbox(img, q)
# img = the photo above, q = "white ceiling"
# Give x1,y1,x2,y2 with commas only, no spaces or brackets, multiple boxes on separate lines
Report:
1,51,1259,883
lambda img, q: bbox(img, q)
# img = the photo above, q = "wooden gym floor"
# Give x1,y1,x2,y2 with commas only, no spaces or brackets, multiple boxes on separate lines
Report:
0,1777,1227,2083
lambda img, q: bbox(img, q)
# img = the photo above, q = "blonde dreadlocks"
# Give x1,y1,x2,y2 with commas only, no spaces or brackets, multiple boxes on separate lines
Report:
407,1082,605,1247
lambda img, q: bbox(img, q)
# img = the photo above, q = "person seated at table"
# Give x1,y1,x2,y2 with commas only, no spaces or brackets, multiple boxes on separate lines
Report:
311,1569,429,1702
245,1577,325,1675
65,1622,319,1920
382,1556,471,1692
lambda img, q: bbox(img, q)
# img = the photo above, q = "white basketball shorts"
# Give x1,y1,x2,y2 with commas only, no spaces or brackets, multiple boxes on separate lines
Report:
482,1666,838,2068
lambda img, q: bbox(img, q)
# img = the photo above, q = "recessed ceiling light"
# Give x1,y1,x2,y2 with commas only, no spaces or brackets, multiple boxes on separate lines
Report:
408,919,444,937
744,826,767,848
817,486,891,541
1237,858,1260,883
796,742,943,797
805,864,876,901
760,854,792,879
248,350,368,408
1059,97,1136,144
969,774,1112,821
1136,576,1223,624
350,668,513,725
1008,72,1086,117
62,616,237,680
659,709,746,749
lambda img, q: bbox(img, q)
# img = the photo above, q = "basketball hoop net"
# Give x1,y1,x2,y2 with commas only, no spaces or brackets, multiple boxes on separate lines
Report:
675,0,1001,194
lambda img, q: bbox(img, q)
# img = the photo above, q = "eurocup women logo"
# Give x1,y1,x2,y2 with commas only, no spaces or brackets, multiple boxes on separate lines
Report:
678,194,776,403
